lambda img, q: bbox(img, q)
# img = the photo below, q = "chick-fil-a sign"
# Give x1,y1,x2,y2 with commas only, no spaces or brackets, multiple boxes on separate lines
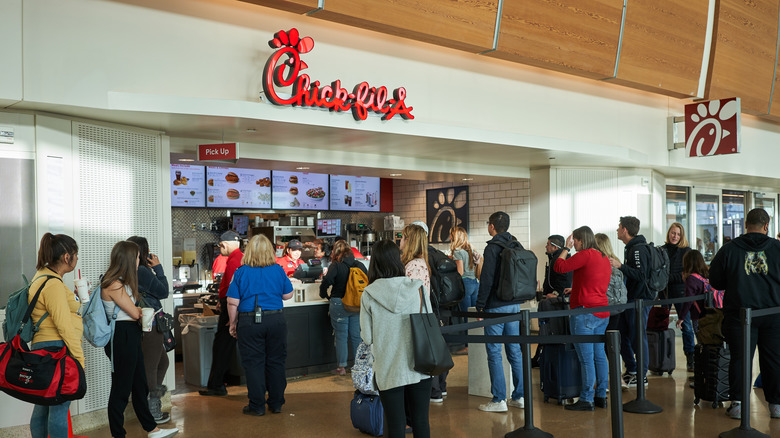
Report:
262,29,414,121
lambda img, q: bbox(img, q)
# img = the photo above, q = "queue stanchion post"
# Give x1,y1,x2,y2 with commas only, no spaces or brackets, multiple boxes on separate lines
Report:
719,307,769,438
623,298,662,414
505,309,552,438
605,330,624,438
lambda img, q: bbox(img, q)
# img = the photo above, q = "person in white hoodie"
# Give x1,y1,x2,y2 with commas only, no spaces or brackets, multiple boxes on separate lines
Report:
361,240,433,438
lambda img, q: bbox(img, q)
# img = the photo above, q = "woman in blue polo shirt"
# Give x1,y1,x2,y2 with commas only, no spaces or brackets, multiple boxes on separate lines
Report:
227,234,294,416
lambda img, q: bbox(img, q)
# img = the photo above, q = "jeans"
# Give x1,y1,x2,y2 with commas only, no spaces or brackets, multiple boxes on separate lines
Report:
672,302,695,353
29,341,70,438
379,378,432,438
237,312,288,412
459,278,479,312
619,305,650,375
329,298,361,367
570,312,609,402
484,304,524,401
722,313,780,403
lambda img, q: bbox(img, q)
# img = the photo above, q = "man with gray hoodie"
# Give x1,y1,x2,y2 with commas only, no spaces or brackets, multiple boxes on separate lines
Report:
475,211,526,413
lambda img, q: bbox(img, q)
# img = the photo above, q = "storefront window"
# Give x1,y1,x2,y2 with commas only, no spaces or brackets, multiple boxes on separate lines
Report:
722,190,746,244
666,185,689,233
696,193,719,262
754,193,777,237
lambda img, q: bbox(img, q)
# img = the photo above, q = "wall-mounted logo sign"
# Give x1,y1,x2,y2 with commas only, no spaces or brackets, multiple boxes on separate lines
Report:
262,29,414,122
685,97,740,157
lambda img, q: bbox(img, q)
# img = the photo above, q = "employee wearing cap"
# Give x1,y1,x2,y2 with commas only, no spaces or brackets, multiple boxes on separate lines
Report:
276,239,305,278
199,231,243,397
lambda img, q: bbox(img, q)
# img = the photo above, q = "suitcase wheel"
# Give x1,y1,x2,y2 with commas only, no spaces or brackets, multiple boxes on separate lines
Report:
653,371,663,376
712,401,721,409
543,396,549,403
667,371,674,376
694,397,700,405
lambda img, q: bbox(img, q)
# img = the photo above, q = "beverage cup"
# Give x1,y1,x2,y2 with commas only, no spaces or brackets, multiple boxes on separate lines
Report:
75,279,90,302
141,308,155,332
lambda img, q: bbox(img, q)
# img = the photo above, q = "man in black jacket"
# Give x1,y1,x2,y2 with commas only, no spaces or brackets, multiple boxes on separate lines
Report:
611,216,652,388
709,208,780,420
543,235,573,298
475,211,525,413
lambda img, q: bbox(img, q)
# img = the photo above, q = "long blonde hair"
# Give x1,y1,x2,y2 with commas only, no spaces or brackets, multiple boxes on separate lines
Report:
242,234,275,267
595,233,618,262
666,222,690,248
101,241,140,303
401,224,429,273
449,227,474,269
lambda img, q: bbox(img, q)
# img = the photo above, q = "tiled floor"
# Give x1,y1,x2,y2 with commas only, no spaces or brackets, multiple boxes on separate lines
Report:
84,347,779,438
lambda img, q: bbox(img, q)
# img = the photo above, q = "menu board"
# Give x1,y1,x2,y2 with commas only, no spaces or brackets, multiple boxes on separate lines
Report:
206,166,272,209
272,170,329,210
329,175,380,211
171,164,206,207
317,219,342,237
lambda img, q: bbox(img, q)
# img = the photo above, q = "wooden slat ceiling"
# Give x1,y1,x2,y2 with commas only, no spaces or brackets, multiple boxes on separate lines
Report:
608,0,709,98
708,0,779,115
243,0,780,122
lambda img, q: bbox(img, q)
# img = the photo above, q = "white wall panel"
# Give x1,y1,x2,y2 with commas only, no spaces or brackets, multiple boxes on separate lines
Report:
554,169,620,243
0,0,22,105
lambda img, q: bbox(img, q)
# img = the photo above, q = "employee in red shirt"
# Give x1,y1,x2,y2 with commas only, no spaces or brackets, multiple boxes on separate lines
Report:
200,231,243,396
553,226,611,411
276,239,305,278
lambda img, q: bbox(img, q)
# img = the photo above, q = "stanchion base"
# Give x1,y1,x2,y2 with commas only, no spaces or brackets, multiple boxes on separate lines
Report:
719,427,771,438
623,398,663,414
504,426,554,438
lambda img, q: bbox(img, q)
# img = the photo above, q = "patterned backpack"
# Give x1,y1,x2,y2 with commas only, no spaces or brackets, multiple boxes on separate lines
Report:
352,342,378,395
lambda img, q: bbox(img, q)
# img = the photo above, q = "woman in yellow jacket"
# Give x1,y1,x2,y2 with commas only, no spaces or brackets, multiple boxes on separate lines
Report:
28,233,84,438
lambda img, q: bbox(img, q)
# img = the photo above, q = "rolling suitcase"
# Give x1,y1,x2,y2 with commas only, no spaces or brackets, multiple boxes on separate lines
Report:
538,297,570,337
647,329,676,376
350,390,383,436
693,343,729,408
540,343,581,404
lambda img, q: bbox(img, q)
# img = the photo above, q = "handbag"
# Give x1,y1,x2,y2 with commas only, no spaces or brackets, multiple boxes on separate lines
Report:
155,312,176,353
0,289,86,405
410,286,454,376
350,390,383,436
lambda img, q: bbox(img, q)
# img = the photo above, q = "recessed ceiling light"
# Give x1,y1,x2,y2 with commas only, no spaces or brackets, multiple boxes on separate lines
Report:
246,128,256,132
462,178,474,181
296,166,310,170
178,158,195,162
389,173,402,177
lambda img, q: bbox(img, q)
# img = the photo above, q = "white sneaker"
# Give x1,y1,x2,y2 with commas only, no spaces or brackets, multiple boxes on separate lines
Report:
430,397,443,403
148,428,179,438
508,397,525,409
478,400,508,412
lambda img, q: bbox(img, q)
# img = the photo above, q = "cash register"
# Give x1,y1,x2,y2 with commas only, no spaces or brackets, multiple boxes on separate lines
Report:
292,258,324,283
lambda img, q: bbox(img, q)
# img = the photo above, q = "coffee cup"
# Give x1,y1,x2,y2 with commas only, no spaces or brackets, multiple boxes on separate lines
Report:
74,279,90,302
141,308,155,332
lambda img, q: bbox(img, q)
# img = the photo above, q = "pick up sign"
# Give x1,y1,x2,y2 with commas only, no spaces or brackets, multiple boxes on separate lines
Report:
198,143,239,163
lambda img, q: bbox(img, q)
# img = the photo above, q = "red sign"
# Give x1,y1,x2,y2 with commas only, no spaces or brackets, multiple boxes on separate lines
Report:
685,97,741,157
262,29,414,122
198,143,239,162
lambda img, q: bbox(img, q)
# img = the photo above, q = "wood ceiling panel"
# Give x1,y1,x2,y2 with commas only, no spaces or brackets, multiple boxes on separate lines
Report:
608,0,709,98
486,0,624,80
707,0,778,115
310,0,499,53
239,0,319,14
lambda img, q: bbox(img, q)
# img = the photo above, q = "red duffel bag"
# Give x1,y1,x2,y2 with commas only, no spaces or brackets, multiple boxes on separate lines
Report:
0,335,86,405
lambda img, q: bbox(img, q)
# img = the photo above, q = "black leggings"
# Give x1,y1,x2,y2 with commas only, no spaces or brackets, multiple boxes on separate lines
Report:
379,378,432,438
105,321,157,437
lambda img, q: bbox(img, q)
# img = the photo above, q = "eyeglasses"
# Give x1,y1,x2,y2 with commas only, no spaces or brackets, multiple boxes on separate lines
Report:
485,221,491,226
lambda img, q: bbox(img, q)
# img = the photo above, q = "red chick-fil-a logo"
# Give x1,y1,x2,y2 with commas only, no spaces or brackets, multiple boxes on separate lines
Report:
262,29,414,121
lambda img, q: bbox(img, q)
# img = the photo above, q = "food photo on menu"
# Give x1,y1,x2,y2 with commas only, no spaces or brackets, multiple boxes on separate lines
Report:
170,164,206,207
206,166,272,208
329,175,380,212
272,170,329,210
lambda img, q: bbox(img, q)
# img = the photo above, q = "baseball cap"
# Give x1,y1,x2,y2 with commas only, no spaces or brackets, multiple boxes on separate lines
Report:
411,220,429,235
220,231,241,242
287,239,303,250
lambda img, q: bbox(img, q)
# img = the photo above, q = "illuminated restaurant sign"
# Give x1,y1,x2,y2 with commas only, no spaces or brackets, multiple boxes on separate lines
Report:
262,29,414,122
685,97,741,157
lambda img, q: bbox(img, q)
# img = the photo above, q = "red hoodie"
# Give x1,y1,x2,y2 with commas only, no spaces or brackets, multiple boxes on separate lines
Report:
554,248,611,318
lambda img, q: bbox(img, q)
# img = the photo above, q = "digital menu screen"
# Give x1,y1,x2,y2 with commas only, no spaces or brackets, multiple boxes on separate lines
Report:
329,175,380,212
317,219,342,237
171,164,206,207
272,171,329,210
206,166,272,209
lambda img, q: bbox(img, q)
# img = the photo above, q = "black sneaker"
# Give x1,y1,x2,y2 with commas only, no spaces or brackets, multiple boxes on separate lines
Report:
564,400,595,411
594,397,608,408
199,387,227,396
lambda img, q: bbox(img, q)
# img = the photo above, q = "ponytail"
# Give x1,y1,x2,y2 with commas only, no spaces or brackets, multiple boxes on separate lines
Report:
36,233,79,270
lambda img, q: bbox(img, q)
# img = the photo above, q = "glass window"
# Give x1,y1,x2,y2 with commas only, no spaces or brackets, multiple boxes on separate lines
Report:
754,193,776,238
666,185,689,233
722,190,746,244
696,193,719,262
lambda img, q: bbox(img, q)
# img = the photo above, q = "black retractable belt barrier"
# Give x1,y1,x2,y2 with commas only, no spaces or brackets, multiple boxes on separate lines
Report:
719,306,780,438
622,299,662,414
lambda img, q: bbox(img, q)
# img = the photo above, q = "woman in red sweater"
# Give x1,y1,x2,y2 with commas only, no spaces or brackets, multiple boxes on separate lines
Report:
553,226,611,411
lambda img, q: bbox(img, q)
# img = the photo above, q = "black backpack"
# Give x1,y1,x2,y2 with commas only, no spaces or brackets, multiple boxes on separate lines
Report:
428,246,465,308
494,240,537,302
638,243,670,299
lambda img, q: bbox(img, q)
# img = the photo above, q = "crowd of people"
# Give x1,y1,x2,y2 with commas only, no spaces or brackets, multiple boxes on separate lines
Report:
24,207,780,437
